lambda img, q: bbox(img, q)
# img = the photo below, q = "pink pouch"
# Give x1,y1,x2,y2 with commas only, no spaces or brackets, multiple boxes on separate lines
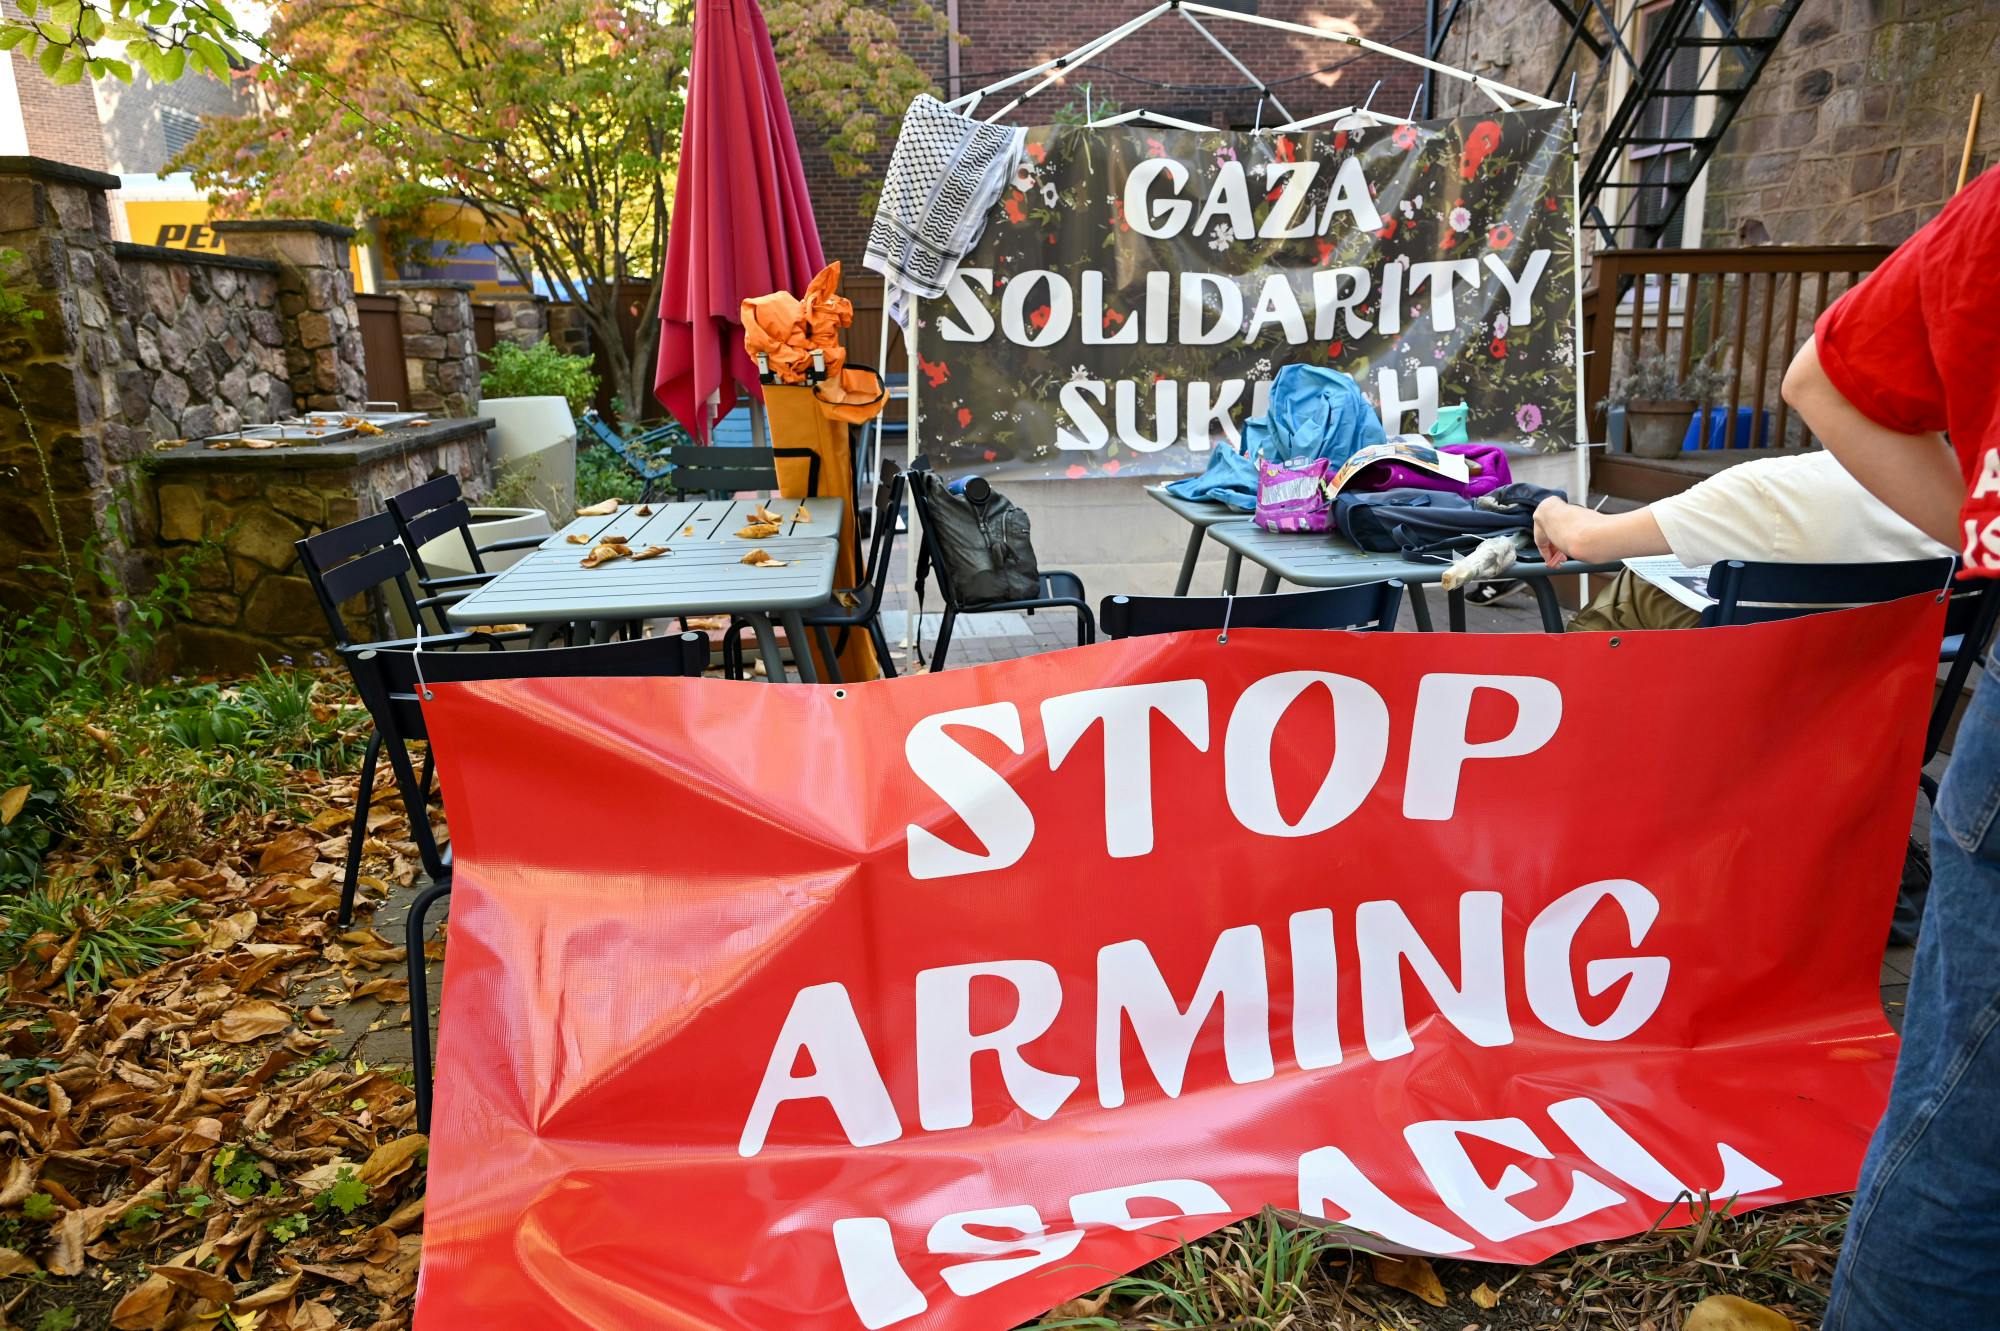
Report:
1254,456,1334,532
1345,443,1513,499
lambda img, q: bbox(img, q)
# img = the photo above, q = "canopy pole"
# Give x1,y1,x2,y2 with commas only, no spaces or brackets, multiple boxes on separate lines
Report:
945,3,1170,110
900,316,921,653
1178,6,1296,125
984,10,1163,122
1178,1,1556,110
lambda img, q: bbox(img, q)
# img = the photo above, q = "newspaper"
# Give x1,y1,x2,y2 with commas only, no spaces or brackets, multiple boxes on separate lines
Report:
1623,554,1715,611
1324,438,1471,501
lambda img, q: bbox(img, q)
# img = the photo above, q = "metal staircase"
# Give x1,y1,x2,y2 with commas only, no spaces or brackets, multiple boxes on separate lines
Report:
1578,0,1808,249
1426,0,1807,249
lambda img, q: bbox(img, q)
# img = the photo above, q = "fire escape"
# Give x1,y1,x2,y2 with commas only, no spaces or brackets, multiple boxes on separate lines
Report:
1425,0,1809,249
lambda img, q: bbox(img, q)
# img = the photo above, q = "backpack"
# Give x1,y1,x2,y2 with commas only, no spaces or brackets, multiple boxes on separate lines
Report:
1334,483,1564,558
911,466,1042,607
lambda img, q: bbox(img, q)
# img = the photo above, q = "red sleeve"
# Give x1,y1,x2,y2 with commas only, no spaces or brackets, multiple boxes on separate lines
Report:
1813,235,1950,437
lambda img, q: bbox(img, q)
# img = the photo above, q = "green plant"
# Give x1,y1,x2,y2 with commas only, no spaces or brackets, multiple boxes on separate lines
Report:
1604,348,1729,406
32,1307,74,1331
0,790,60,894
1056,1209,1348,1329
176,1185,214,1220
267,1212,309,1243
0,888,195,997
479,340,600,416
215,1146,271,1201
19,1193,54,1221
120,1203,161,1231
574,443,646,508
315,1167,369,1216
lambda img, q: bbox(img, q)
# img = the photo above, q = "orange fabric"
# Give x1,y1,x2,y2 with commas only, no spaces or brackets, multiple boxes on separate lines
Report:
741,261,852,385
765,384,879,682
815,366,887,424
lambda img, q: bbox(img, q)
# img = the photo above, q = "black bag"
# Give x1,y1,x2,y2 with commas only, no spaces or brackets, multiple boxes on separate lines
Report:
1335,483,1564,557
912,468,1041,605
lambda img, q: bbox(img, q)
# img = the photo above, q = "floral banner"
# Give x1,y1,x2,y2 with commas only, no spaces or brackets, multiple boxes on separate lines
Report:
913,108,1579,480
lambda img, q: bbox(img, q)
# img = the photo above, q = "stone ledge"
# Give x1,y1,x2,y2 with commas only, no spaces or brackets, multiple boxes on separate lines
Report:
112,241,282,275
210,218,359,241
384,279,476,291
148,416,494,472
0,155,121,191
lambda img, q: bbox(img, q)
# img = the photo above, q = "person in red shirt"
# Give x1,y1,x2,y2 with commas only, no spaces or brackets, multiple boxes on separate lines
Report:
1781,165,2000,1327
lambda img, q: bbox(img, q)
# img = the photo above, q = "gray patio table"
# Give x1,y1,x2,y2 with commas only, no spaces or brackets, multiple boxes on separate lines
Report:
1145,484,1251,596
443,496,845,682
1202,519,1619,632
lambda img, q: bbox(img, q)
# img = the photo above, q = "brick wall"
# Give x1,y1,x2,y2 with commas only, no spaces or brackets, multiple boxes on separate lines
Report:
3,0,110,172
804,0,1428,265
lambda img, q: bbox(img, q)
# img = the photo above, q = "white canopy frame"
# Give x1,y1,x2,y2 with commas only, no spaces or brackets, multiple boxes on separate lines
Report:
872,5,1585,653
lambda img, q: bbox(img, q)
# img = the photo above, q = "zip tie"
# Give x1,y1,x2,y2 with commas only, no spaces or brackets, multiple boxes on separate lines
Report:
1252,93,1265,134
1939,557,1959,602
413,611,433,701
1218,592,1235,645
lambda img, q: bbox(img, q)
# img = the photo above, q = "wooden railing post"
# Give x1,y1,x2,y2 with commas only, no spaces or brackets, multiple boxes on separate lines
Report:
1583,252,1621,444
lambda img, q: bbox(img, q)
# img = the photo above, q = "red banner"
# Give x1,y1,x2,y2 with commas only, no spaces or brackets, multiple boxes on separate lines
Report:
413,598,1940,1331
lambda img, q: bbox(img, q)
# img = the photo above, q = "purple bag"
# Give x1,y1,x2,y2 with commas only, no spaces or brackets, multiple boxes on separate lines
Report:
1344,442,1513,500
1254,456,1334,532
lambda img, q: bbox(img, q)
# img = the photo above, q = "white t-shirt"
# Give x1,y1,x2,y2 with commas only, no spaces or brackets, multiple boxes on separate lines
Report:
1650,451,1949,567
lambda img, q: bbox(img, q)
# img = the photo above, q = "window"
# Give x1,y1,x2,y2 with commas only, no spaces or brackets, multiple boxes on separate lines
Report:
159,107,202,159
1618,0,1724,249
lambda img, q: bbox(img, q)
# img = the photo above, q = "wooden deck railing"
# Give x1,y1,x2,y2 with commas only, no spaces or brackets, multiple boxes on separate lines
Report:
1583,246,1894,450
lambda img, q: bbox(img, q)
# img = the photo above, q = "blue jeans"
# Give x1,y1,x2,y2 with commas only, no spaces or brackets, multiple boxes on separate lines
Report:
1826,659,2000,1327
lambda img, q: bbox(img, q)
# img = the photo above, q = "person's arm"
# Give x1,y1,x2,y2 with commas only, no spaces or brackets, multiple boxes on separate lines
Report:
1781,336,1962,548
1532,497,1670,568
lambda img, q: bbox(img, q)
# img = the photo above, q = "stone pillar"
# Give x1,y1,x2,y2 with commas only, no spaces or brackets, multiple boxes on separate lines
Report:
212,219,366,412
545,300,593,357
486,292,549,346
384,280,480,415
0,156,137,616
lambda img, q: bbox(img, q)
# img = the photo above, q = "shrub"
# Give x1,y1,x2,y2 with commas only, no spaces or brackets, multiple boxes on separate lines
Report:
479,340,599,415
1604,347,1729,407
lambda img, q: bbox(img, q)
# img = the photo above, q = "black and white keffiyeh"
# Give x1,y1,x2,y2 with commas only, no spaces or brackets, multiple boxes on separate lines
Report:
863,94,1025,328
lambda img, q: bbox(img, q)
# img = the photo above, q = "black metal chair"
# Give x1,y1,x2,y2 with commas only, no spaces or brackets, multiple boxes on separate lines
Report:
296,513,502,929
340,631,711,1133
720,466,908,682
1699,557,1956,627
386,474,547,603
664,443,822,500
907,460,1094,670
1101,581,1406,638
579,408,685,501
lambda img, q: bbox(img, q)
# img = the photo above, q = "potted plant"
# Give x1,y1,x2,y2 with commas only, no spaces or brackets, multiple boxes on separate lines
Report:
478,340,602,514
1604,350,1728,459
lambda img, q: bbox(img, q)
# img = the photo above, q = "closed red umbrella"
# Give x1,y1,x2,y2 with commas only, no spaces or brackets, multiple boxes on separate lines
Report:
653,0,824,440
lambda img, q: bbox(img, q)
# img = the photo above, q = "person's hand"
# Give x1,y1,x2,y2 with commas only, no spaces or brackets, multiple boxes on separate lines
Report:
1532,496,1569,568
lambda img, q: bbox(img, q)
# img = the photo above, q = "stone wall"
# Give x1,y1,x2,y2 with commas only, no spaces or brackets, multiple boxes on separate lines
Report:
486,294,548,347
385,281,480,416
210,220,367,412
147,422,495,673
112,244,292,443
0,157,141,615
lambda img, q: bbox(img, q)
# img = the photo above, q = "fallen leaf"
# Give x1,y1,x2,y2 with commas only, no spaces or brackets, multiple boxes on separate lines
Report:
358,1133,428,1188
792,505,811,523
110,1273,175,1330
257,830,319,874
150,1262,236,1302
1683,1294,1796,1331
1370,1252,1446,1308
564,533,589,544
580,544,629,569
735,522,781,539
628,545,671,561
204,909,259,951
636,505,653,515
44,1207,84,1275
575,498,620,516
1046,1291,1111,1319
1471,1282,1501,1309
0,786,26,825
233,1272,302,1310
351,977,409,1004
682,525,696,536
684,615,730,631
740,549,793,568
0,1247,37,1276
212,1000,292,1043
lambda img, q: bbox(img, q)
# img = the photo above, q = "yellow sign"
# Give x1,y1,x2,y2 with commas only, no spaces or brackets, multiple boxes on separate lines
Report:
124,199,227,252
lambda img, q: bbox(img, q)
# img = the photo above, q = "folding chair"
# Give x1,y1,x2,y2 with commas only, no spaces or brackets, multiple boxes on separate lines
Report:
296,513,506,929
578,408,686,501
1923,577,2000,800
663,444,822,500
906,460,1094,670
1101,581,1406,638
1699,558,1956,627
340,631,711,1133
720,467,908,682
384,475,540,647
